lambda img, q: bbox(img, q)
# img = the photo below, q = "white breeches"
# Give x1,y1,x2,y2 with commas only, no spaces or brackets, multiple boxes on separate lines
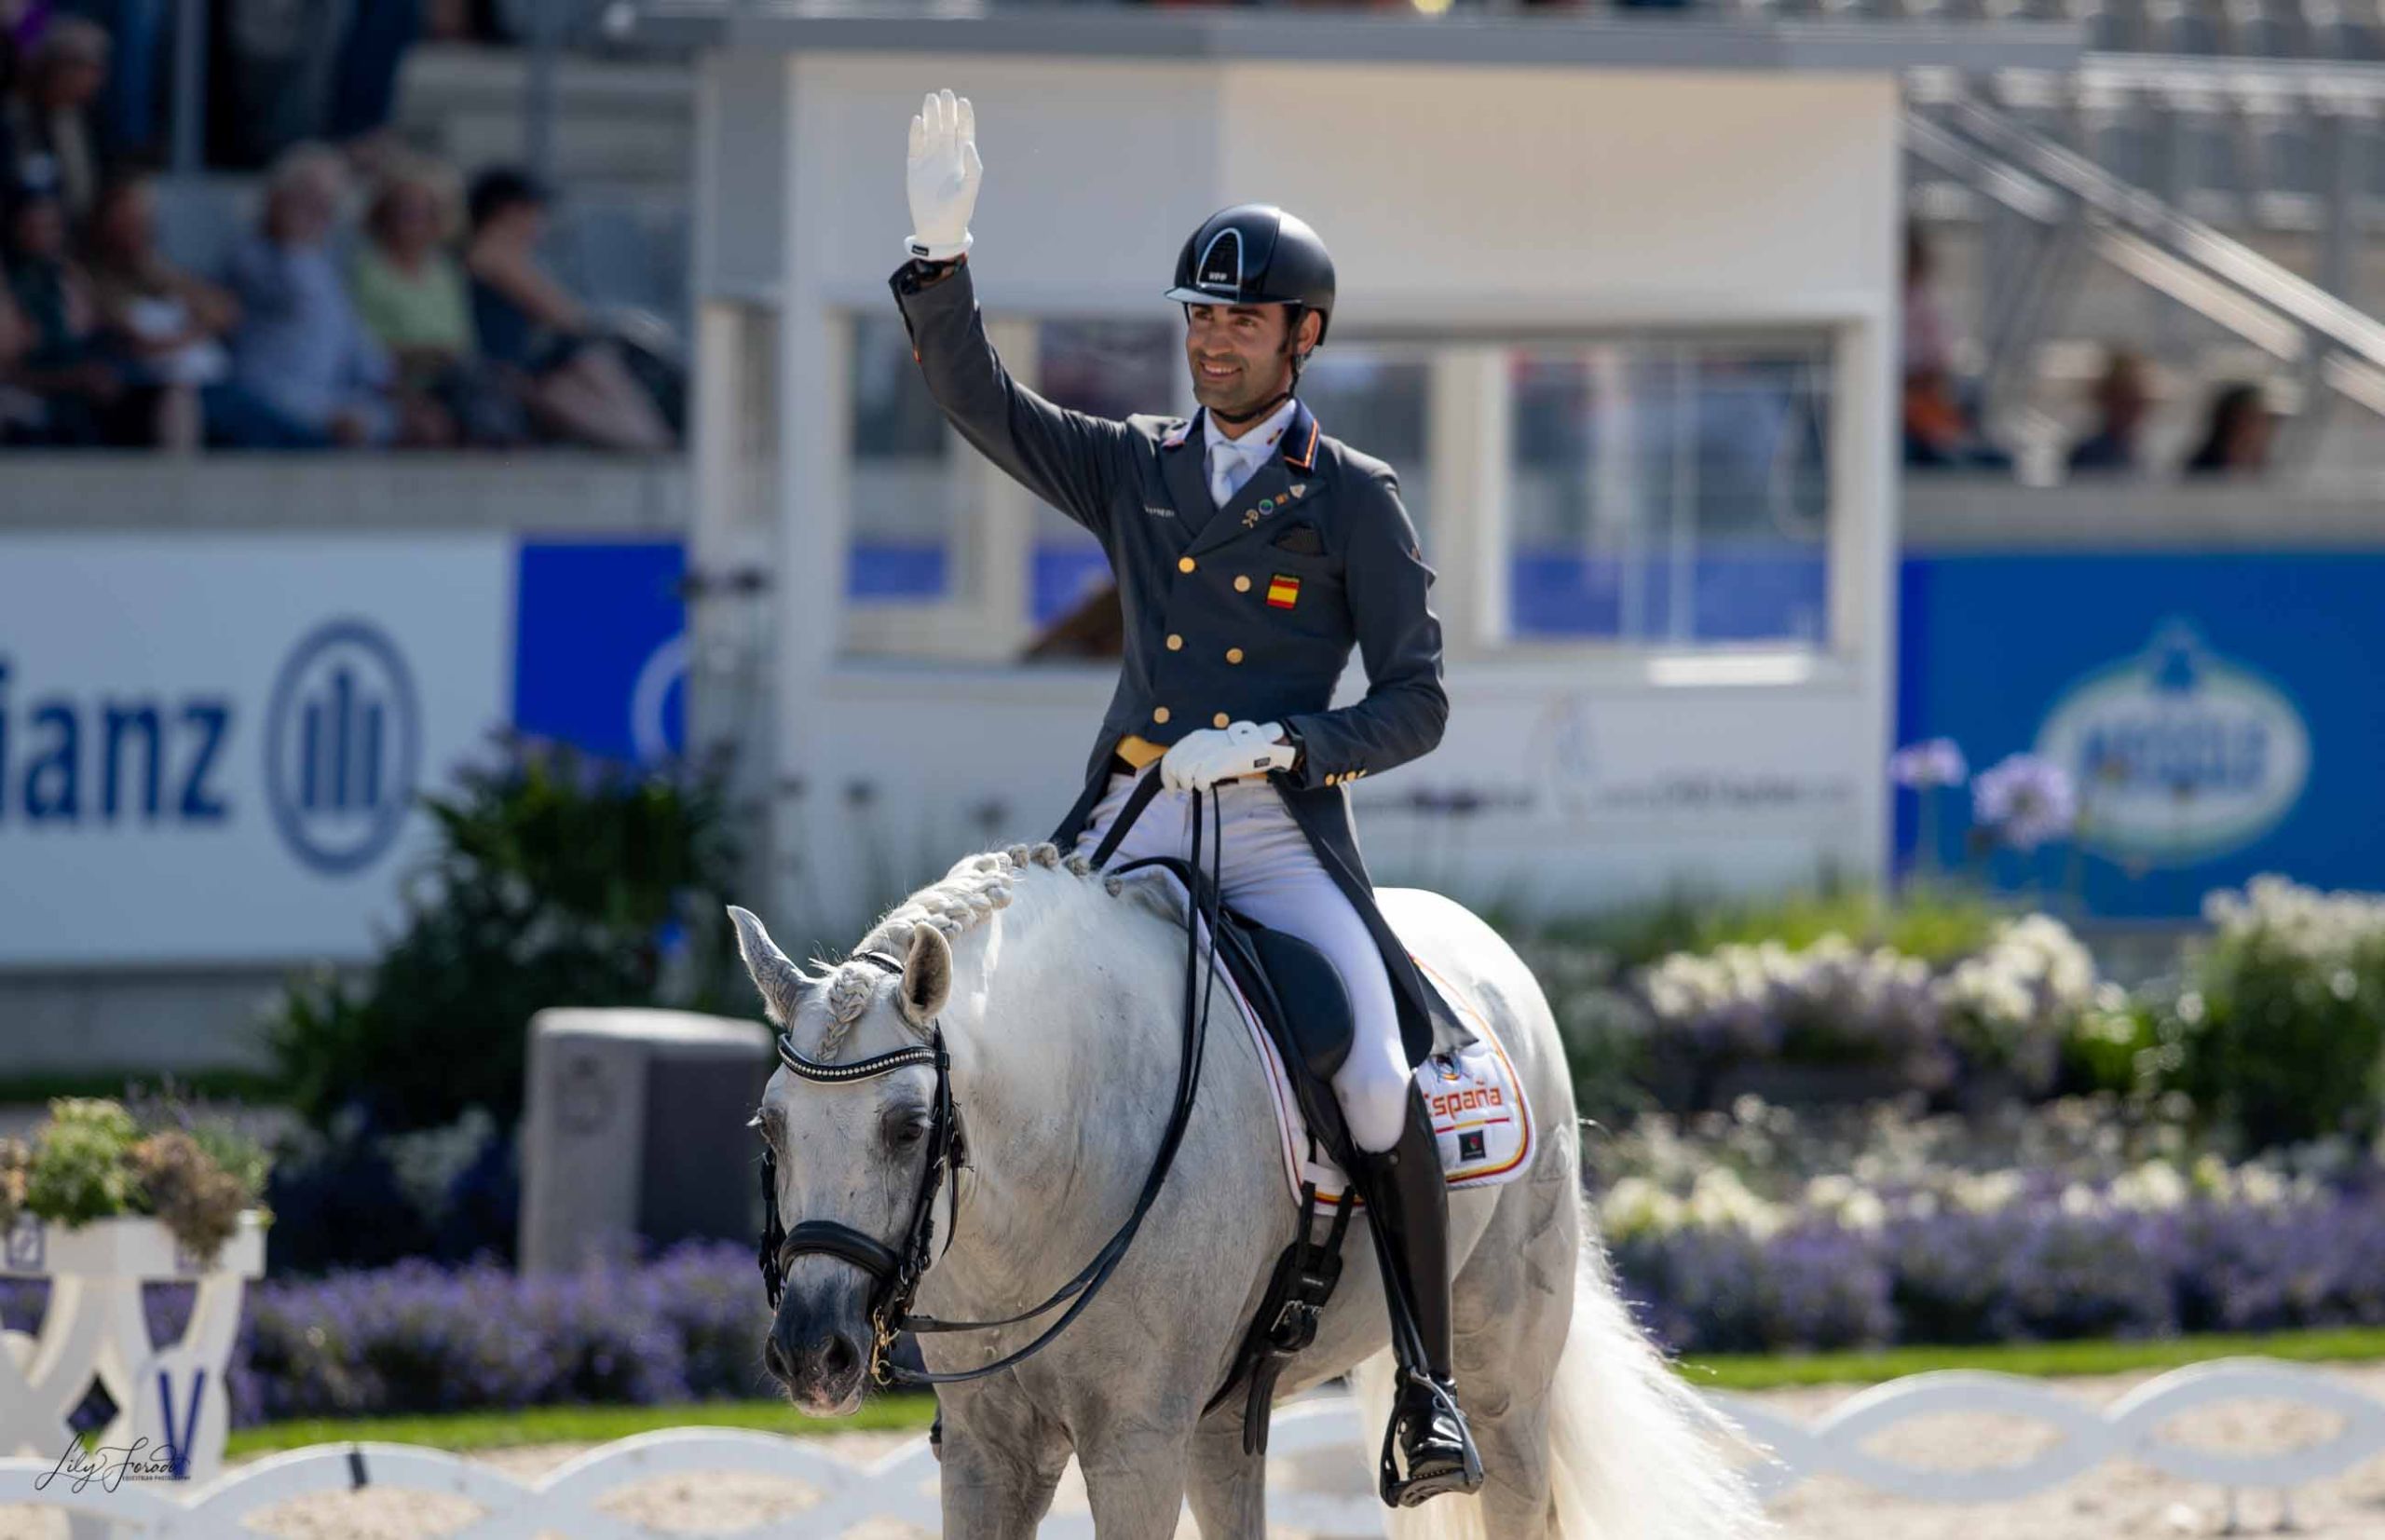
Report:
1072,769,1412,1153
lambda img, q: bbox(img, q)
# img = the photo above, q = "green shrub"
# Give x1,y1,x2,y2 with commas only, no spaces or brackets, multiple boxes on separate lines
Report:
263,736,746,1135
25,1098,140,1226
1511,878,2006,977
2151,876,2385,1150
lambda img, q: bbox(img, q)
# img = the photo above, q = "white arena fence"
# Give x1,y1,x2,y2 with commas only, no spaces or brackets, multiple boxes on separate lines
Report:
4,1358,2381,1536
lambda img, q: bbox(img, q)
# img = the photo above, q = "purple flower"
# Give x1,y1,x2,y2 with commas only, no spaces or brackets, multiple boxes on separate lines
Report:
1972,753,2078,852
1888,738,1969,790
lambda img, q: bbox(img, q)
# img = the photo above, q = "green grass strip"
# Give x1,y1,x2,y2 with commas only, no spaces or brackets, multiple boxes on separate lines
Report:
226,1326,2385,1455
225,1394,942,1458
1677,1326,2385,1390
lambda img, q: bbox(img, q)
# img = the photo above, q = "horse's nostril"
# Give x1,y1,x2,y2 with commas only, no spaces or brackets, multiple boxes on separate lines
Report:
764,1334,791,1383
821,1333,859,1382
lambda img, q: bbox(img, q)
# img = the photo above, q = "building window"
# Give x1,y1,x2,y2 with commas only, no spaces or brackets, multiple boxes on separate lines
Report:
849,312,963,606
1301,348,1433,553
1027,320,1175,634
1506,337,1831,647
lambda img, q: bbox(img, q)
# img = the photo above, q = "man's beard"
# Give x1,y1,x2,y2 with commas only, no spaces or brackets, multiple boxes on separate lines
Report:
1195,349,1291,417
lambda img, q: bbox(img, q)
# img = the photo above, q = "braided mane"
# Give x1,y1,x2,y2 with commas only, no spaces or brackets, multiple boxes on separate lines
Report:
813,840,1150,1056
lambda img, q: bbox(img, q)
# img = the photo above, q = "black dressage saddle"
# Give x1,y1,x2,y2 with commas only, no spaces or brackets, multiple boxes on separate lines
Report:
1111,851,1362,1169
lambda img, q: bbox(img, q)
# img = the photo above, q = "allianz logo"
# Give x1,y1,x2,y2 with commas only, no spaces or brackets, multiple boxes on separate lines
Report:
0,617,420,876
2036,620,2309,865
0,659,231,824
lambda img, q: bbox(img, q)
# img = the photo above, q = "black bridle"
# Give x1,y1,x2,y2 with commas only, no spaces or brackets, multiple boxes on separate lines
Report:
756,766,1228,1388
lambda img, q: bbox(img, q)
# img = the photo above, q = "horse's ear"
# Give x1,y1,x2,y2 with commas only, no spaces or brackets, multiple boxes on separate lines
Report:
728,905,811,1027
898,923,953,1032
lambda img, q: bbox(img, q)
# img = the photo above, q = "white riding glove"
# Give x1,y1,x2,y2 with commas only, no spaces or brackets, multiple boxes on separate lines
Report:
905,89,982,262
1159,719,1297,795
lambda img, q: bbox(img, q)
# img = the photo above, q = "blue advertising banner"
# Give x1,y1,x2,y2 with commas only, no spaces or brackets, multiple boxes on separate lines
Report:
1895,552,2385,919
512,540,687,764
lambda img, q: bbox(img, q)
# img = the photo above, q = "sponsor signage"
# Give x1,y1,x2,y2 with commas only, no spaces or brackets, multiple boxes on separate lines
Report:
0,534,510,965
1897,553,2381,919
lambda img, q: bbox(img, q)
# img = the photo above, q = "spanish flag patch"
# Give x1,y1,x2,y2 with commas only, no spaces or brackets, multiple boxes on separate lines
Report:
1266,574,1302,609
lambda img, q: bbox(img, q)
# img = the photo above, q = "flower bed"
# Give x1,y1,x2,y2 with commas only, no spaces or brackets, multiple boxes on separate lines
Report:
1594,1096,2385,1355
2,1241,770,1427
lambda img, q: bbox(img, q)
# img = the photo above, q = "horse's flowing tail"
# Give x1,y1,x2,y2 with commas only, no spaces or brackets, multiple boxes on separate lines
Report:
1355,1194,1768,1540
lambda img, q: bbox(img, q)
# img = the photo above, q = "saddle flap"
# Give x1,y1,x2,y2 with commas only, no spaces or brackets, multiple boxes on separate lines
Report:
1240,922,1354,1082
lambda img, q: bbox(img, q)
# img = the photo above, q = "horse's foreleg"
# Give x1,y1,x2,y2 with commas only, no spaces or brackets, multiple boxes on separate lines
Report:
1184,1404,1265,1539
938,1391,1071,1540
1077,1411,1198,1540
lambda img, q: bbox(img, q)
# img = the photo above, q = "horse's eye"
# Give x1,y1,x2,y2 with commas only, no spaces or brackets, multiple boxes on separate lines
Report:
883,1111,930,1149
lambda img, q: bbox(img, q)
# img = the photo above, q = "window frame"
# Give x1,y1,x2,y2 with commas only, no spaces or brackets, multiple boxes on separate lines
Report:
829,307,1876,685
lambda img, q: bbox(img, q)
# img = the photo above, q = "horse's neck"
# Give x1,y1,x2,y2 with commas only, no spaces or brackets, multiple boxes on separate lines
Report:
920,908,1201,1316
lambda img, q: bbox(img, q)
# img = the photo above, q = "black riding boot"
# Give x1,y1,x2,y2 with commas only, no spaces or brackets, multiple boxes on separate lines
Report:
1347,1083,1484,1507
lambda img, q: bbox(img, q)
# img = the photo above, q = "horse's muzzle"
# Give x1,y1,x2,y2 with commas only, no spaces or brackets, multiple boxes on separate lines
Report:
765,1289,869,1414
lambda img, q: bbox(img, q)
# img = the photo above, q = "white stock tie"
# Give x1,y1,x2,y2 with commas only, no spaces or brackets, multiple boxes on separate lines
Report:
1207,439,1261,509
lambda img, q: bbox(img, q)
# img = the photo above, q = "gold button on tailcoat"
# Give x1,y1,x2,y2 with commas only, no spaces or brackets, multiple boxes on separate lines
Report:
1225,647,1243,664
1166,634,1182,650
1152,706,1170,724
1179,556,1197,573
1233,575,1252,593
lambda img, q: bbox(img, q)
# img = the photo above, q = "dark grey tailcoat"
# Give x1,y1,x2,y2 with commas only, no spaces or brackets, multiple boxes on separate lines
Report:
890,257,1463,1061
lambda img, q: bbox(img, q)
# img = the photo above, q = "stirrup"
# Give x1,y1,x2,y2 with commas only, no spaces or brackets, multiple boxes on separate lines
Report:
1376,1369,1485,1507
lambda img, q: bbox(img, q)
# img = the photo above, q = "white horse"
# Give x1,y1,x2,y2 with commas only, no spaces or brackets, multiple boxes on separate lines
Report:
732,838,1762,1539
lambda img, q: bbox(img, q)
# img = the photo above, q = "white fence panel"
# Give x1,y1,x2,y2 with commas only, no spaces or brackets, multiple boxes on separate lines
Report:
5,1360,2382,1536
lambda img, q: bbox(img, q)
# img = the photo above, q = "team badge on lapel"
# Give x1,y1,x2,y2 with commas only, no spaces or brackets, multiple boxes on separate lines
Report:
1266,574,1302,609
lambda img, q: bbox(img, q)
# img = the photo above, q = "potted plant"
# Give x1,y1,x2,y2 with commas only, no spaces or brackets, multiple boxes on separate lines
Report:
1,1096,271,1487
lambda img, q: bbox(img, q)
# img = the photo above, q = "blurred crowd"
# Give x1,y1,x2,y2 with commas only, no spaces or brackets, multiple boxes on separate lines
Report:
0,7,680,452
1901,222,2278,483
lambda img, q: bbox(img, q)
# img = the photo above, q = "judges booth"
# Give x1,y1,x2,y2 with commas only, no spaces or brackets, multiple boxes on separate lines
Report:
645,5,2077,946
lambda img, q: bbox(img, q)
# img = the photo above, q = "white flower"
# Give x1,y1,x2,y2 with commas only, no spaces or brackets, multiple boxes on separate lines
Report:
2109,1161,2188,1213
1601,1176,1684,1240
1839,1191,1889,1233
1687,1167,1788,1239
1951,1169,2025,1214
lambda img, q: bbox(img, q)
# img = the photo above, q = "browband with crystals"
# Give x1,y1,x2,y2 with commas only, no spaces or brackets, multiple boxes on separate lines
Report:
772,948,941,1081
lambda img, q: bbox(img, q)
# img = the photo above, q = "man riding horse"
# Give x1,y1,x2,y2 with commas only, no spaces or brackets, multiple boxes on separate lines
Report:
890,89,1482,1506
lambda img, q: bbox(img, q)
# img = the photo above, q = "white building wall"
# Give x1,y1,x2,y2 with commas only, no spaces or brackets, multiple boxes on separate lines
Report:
736,52,1902,947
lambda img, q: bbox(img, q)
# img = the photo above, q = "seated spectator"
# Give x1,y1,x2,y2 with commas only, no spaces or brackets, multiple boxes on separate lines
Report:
1901,368,2009,471
2183,382,2275,478
222,143,396,447
2067,348,2150,476
1899,220,2007,472
3,166,136,443
2,17,109,224
351,156,521,446
463,166,673,452
0,275,45,441
84,171,312,450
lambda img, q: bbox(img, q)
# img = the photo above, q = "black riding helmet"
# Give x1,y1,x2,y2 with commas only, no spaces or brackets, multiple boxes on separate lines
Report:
1165,203,1336,352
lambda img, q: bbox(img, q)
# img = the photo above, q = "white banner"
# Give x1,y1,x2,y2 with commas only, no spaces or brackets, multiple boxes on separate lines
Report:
0,534,511,965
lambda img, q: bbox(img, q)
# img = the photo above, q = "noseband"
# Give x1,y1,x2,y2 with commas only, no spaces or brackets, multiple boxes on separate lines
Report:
755,766,1228,1388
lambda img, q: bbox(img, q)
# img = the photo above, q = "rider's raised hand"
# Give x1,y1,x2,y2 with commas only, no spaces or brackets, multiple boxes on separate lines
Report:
906,89,983,262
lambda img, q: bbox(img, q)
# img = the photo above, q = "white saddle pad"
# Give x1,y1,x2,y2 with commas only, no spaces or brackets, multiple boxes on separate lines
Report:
1163,884,1536,1207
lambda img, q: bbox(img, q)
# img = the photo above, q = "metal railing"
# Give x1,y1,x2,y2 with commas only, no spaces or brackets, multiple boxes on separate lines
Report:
1907,82,2385,445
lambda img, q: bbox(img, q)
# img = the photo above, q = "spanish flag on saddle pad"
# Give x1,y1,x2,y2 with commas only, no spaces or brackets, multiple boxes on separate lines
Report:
1265,574,1302,609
